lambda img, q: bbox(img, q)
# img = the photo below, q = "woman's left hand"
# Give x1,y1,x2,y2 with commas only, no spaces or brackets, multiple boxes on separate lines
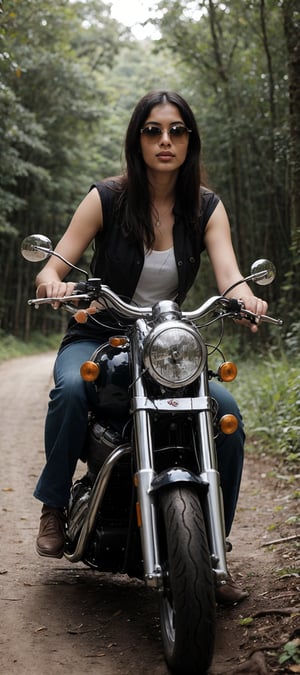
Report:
236,295,269,333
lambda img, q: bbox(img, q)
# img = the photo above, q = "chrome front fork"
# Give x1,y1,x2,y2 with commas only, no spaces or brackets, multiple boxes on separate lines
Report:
133,321,228,586
131,324,163,588
197,409,228,582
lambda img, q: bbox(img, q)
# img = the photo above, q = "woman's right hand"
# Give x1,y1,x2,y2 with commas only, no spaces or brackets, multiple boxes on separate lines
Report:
36,280,77,309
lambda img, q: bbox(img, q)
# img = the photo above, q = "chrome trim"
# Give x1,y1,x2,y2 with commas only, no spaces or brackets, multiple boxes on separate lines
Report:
132,395,211,413
64,443,132,562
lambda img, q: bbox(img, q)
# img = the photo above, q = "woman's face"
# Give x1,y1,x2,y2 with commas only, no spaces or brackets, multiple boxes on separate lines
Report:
139,103,190,176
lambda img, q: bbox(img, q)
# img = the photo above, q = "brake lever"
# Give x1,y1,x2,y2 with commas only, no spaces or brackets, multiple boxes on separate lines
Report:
240,308,283,326
27,293,90,307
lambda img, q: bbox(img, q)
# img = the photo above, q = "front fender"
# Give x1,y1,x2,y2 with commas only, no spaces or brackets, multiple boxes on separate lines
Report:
150,467,209,494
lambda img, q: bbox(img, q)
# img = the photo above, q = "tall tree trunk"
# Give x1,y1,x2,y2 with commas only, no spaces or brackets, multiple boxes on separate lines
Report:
260,0,277,260
282,0,300,301
207,0,246,267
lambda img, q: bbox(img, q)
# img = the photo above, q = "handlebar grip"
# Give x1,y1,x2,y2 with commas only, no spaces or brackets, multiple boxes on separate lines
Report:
73,281,88,294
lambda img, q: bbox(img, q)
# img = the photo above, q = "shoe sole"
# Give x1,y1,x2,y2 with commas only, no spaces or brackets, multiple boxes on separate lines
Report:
36,544,65,559
215,592,249,607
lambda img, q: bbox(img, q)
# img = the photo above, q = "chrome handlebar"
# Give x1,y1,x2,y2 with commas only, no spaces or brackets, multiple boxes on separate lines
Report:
28,282,283,326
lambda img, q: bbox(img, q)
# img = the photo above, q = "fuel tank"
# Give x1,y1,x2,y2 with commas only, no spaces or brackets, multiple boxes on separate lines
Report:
92,342,131,421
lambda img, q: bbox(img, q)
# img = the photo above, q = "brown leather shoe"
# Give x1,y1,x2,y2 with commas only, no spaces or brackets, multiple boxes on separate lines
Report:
36,505,66,558
216,572,249,606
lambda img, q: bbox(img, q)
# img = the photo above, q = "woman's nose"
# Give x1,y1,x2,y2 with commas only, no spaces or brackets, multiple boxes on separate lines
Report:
159,129,171,144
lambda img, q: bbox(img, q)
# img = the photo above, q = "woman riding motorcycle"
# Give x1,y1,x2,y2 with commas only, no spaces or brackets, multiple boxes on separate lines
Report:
33,90,268,605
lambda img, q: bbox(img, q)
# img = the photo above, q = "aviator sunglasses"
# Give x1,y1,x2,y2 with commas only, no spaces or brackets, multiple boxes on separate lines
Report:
140,123,192,142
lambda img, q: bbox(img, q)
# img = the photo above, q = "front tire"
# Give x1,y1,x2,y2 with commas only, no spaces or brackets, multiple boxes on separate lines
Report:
158,485,216,675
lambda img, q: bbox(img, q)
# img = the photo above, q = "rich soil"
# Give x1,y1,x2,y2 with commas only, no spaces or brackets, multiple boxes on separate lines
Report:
0,353,299,675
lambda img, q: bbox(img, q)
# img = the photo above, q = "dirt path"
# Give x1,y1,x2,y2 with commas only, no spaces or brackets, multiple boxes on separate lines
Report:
0,353,299,675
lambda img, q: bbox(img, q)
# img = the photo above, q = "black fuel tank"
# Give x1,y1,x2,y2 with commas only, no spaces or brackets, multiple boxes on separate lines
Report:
93,344,131,420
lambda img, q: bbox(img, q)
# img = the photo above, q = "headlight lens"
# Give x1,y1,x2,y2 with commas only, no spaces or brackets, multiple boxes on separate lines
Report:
144,321,206,388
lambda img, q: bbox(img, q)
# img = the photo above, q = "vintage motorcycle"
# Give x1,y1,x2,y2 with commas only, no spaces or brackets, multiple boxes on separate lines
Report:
22,234,282,675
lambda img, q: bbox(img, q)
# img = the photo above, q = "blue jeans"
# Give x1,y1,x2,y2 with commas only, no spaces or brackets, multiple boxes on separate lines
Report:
34,340,244,535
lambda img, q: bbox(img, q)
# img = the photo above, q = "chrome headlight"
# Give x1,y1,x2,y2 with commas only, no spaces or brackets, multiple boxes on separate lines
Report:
143,321,206,388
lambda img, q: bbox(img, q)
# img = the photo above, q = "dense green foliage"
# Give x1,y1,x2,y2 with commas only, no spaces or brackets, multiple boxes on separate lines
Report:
0,329,62,360
232,354,300,462
0,0,299,353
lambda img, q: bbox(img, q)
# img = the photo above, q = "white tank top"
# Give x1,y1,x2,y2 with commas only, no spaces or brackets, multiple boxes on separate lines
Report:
131,247,178,306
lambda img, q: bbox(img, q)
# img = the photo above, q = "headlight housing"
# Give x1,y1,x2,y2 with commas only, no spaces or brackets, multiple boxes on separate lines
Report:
143,321,206,388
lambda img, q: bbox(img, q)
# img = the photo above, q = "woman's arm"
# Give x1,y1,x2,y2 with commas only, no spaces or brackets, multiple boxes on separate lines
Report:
35,188,103,304
204,200,268,332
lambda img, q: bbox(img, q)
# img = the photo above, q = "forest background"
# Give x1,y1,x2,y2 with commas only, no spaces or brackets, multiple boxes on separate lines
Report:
0,0,300,465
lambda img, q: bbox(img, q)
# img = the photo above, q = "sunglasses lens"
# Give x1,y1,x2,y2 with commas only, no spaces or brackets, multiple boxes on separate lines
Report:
142,126,161,137
169,125,187,137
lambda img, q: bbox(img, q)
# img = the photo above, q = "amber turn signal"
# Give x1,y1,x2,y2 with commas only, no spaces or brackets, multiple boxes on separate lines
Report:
74,306,98,323
218,361,238,382
80,361,100,382
109,336,129,348
74,309,89,323
219,414,239,435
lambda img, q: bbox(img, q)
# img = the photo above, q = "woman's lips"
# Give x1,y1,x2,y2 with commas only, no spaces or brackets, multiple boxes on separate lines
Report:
156,152,174,161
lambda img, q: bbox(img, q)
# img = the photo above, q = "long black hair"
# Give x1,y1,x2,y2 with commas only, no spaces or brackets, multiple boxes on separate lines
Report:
116,91,202,248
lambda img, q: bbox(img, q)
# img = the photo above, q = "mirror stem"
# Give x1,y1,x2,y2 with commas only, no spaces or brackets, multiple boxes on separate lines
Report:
34,247,88,279
222,271,267,297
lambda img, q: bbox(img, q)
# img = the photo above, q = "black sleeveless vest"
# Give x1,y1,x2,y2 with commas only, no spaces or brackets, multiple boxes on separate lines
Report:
60,181,219,348
90,181,219,306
